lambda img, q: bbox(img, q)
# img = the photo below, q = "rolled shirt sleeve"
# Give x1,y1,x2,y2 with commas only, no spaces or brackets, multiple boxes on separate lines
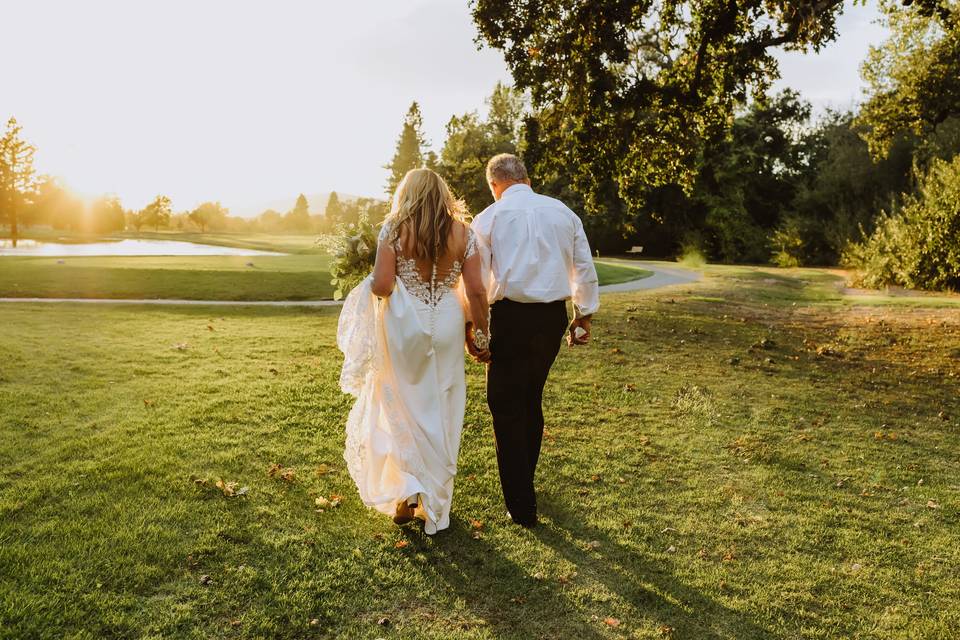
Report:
570,214,600,317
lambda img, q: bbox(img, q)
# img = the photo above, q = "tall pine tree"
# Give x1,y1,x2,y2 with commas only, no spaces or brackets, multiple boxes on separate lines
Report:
385,102,431,195
324,191,344,229
0,117,37,242
284,193,311,232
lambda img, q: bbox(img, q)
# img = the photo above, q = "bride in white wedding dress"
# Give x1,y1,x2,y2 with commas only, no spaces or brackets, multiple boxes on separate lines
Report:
337,168,490,534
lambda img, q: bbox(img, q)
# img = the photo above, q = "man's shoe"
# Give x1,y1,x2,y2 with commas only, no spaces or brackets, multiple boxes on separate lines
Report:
506,510,537,528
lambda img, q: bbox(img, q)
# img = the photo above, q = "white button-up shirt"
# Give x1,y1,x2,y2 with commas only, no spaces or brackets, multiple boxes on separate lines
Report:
471,183,600,317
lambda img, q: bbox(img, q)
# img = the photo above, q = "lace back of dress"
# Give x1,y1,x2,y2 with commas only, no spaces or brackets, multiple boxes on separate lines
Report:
383,221,476,308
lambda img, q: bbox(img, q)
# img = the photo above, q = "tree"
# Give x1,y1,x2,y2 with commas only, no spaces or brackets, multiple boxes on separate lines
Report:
284,193,311,232
437,83,526,215
846,154,960,291
188,201,228,233
140,195,172,232
0,117,37,240
857,0,960,159
325,191,345,229
385,102,431,195
471,0,852,236
89,196,126,233
256,209,283,232
127,209,144,232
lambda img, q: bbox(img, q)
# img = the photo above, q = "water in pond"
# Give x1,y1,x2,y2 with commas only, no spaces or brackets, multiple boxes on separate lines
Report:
0,239,285,257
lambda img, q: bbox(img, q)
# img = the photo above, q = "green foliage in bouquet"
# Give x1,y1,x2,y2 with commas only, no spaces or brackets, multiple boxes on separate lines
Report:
316,214,379,300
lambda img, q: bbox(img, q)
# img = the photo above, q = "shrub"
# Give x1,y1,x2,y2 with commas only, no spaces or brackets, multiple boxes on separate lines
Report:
845,155,960,291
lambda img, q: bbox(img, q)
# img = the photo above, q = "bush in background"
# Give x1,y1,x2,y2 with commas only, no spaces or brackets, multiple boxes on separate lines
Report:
846,155,960,292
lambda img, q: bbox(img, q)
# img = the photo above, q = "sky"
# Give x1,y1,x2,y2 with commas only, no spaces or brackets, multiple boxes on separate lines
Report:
0,0,887,215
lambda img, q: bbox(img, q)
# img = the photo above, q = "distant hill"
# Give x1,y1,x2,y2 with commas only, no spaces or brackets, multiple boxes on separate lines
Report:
232,192,368,218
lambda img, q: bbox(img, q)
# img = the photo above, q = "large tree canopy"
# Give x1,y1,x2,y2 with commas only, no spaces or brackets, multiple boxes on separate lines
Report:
857,0,960,159
471,0,850,225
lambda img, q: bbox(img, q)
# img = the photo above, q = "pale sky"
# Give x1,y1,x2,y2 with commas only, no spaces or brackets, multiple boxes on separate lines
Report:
0,0,886,215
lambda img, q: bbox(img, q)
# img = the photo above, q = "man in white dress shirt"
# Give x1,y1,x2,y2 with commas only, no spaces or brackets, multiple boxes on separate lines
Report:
471,153,600,528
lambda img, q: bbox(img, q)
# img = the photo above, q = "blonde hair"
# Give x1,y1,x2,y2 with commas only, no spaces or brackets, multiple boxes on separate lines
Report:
385,168,467,262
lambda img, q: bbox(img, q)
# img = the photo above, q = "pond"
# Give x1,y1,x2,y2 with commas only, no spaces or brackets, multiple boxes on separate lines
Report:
0,239,285,257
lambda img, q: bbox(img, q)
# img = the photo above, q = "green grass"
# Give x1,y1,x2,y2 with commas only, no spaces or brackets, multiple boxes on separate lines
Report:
0,255,336,301
594,261,654,286
0,232,650,300
1,267,958,639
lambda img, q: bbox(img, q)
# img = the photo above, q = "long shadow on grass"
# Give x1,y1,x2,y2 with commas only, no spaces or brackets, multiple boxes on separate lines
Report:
412,515,608,639
532,498,777,639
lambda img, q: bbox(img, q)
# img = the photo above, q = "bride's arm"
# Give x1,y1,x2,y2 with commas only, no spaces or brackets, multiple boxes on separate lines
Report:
371,236,396,298
461,249,490,348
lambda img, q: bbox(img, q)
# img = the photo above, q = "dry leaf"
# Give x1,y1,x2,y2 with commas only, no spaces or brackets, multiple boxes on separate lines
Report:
215,479,238,497
927,500,941,509
315,464,331,476
470,519,484,530
604,617,621,628
395,540,409,549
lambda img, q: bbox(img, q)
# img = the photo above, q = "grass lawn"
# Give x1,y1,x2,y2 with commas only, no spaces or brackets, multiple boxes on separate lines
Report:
0,231,649,301
1,266,958,639
0,255,336,301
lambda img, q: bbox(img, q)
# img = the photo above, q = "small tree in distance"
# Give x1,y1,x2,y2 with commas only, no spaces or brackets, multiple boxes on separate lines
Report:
141,195,172,232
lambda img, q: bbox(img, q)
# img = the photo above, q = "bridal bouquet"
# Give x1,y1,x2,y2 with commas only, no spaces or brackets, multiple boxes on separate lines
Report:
316,214,379,300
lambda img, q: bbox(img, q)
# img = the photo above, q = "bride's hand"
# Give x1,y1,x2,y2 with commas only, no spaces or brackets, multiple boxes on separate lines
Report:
465,322,492,363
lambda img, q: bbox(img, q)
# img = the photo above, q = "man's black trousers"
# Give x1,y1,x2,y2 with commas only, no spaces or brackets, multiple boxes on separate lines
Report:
487,298,568,526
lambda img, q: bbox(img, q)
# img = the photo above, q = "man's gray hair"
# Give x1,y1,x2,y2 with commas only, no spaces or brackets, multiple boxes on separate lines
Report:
486,153,528,184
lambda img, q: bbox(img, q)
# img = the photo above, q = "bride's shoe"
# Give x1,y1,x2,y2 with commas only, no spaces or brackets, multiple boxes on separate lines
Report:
393,500,415,525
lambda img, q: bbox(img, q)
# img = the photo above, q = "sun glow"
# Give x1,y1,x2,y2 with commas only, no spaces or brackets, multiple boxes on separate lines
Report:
0,0,509,215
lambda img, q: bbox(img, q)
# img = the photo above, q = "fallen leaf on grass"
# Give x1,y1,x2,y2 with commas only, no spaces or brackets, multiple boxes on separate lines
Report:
315,495,341,510
470,519,484,530
207,325,215,331
658,624,674,636
927,500,941,509
604,617,621,628
395,540,409,549
215,479,239,497
267,464,296,483
315,464,331,476
586,540,601,550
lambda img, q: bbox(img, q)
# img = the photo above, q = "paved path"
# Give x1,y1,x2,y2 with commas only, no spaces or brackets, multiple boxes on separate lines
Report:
0,262,701,307
598,260,701,293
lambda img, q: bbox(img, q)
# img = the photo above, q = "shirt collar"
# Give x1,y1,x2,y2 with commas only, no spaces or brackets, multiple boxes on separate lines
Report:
501,183,533,198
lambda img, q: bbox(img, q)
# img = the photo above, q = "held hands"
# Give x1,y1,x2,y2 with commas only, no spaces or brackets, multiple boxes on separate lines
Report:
465,322,492,363
567,315,592,347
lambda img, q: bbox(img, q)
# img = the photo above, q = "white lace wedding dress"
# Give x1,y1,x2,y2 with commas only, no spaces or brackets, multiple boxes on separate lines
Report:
337,222,478,534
